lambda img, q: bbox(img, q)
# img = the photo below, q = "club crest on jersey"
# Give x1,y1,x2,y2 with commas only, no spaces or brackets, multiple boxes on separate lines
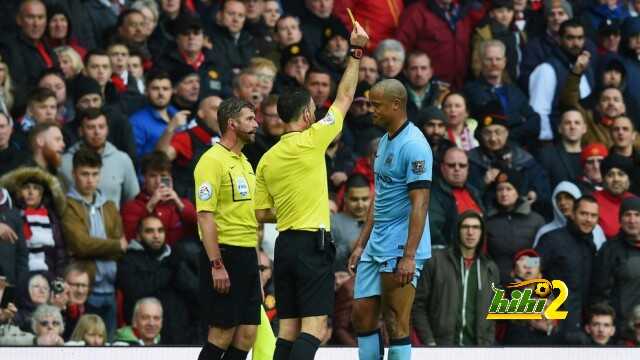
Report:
412,160,425,175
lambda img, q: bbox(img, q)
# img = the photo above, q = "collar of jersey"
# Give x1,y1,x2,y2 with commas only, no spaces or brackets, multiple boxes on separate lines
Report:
388,120,410,141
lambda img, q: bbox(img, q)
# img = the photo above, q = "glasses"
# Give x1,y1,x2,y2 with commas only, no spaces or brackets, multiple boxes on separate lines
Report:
444,162,468,169
585,158,603,165
258,265,271,272
39,320,62,327
254,73,275,82
68,282,89,289
460,224,482,231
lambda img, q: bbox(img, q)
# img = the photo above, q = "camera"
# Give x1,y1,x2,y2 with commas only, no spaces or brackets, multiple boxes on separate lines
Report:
160,176,171,188
51,279,65,295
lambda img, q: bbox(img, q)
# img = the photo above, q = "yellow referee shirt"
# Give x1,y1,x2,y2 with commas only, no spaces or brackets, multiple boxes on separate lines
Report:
255,105,344,231
194,143,257,247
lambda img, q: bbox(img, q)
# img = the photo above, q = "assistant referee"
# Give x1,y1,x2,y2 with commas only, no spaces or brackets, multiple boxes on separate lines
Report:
254,23,370,360
194,98,260,360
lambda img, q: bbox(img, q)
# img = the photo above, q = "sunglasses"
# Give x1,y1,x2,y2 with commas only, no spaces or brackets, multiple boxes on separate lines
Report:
39,320,62,327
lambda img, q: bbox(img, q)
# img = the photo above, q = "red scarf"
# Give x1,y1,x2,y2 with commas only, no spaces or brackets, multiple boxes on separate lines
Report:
35,41,54,68
180,51,205,71
111,74,127,93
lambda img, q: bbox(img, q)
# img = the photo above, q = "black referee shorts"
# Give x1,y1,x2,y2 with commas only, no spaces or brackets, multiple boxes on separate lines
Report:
274,230,336,319
199,244,261,328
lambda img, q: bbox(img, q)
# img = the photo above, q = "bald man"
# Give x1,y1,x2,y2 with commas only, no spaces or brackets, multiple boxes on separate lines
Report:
348,79,433,360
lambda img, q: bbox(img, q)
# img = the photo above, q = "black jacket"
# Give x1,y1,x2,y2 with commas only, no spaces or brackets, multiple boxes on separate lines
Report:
0,206,29,294
536,142,582,188
243,127,280,170
208,24,256,74
535,221,598,336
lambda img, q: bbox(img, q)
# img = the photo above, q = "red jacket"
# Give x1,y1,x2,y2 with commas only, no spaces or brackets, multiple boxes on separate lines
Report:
333,0,404,52
593,190,634,239
121,192,197,247
395,0,485,89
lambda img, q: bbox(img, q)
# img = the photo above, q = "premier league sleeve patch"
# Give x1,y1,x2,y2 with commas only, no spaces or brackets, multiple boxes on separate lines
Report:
198,182,213,201
411,160,426,175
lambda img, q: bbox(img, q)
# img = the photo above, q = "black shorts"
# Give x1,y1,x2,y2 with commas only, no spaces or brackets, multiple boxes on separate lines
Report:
274,230,336,319
199,244,261,328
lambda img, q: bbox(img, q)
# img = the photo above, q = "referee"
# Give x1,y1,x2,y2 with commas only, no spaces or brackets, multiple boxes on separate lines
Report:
194,98,260,360
254,23,369,360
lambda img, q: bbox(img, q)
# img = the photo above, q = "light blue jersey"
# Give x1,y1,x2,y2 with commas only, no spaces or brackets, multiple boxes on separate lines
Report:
364,121,433,260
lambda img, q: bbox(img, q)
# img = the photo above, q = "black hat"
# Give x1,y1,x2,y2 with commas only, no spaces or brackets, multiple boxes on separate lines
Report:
493,168,526,196
491,0,514,10
169,63,199,85
620,197,640,218
473,100,509,136
601,57,626,78
280,43,312,68
71,76,102,105
323,19,349,42
354,81,371,102
623,16,640,39
599,18,622,37
601,153,634,179
170,14,203,37
417,106,448,127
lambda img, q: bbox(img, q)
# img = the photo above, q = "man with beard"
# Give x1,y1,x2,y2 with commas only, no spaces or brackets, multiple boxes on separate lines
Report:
530,19,594,141
27,123,65,175
593,154,635,238
156,95,223,200
59,108,139,207
415,106,453,168
316,21,349,82
243,94,285,170
195,98,260,360
403,52,444,122
129,70,188,158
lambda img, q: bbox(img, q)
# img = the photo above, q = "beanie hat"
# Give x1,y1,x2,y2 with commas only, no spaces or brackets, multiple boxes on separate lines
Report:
544,0,573,19
169,63,198,86
71,76,102,105
494,168,526,196
580,143,608,166
354,81,371,102
620,197,640,218
473,99,509,139
600,153,634,179
417,106,448,127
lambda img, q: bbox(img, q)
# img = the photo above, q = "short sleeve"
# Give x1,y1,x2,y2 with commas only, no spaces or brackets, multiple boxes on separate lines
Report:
254,161,274,210
194,156,223,213
403,140,433,190
170,132,193,165
307,105,345,149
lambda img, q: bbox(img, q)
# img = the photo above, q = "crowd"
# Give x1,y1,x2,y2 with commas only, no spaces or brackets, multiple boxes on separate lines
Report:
0,0,639,349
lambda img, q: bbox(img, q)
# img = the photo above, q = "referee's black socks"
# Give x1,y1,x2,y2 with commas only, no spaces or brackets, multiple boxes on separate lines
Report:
289,332,321,360
198,342,225,360
274,338,294,360
222,346,249,360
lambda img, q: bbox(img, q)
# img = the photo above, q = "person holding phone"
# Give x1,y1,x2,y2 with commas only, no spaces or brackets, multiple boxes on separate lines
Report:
121,151,197,247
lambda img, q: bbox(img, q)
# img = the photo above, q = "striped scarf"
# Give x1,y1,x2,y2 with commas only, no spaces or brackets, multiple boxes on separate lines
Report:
22,207,54,272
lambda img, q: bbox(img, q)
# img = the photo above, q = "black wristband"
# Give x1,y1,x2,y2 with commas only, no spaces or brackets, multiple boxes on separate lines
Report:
349,46,364,60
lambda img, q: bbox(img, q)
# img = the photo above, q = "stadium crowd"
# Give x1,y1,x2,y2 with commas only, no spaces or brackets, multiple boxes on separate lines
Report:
0,0,639,348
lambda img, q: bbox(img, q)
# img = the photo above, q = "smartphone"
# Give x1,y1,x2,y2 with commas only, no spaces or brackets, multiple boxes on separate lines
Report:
525,257,540,268
160,176,171,188
0,277,15,308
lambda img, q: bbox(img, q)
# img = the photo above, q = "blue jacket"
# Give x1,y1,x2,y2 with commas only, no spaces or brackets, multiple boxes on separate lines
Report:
129,105,178,158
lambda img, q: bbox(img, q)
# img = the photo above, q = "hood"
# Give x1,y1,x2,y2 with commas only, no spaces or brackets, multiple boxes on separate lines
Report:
486,196,533,217
127,239,172,261
0,167,67,215
67,186,108,208
550,181,582,226
453,210,486,257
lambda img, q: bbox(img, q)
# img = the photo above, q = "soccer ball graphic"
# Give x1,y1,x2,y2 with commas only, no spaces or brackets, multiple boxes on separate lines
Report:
534,282,552,298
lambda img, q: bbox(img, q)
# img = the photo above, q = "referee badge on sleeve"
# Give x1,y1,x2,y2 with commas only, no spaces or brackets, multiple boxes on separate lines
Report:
411,160,426,175
198,182,213,201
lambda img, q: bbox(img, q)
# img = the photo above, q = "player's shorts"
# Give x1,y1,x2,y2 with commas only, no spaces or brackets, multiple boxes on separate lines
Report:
273,230,336,319
354,253,426,299
199,244,261,328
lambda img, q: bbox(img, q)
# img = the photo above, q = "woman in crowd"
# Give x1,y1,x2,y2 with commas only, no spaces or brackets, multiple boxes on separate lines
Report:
66,314,108,346
442,92,479,151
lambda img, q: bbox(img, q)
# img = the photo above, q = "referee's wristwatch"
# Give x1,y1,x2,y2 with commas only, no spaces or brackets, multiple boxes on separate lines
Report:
210,258,224,270
349,46,364,60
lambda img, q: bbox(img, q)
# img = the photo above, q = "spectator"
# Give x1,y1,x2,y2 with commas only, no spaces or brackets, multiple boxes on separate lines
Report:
44,5,86,59
326,132,356,196
61,263,92,340
83,50,119,106
403,51,445,122
442,92,479,151
59,108,140,207
67,313,107,346
54,46,84,80
243,94,284,169
0,0,57,89
24,123,66,175
373,39,405,80
37,69,74,125
127,51,146,93
0,166,67,278
265,15,304,69
113,9,153,69
114,297,163,346
248,57,278,99
412,211,499,345
299,0,344,56
117,215,173,324
596,18,623,54
19,88,58,136
157,14,231,98
609,116,640,194
305,68,334,112
274,43,312,92
129,70,180,158
341,81,384,158
621,16,640,119
536,195,600,340
210,0,256,74
67,76,136,160
106,42,138,96
470,0,525,82
14,274,50,332
463,40,541,147
593,154,635,238
467,105,550,207
582,0,629,40
130,0,160,40
248,0,279,58
0,111,28,175
31,304,65,346
333,0,404,52
157,95,221,199
61,0,121,52
0,187,29,300
121,151,196,246
533,181,607,250
622,304,640,346
529,19,593,142
0,60,16,115
582,302,618,345
330,174,370,271
592,197,640,336
415,106,454,167
358,56,379,86
316,21,350,82
537,109,587,187
169,65,201,113
233,71,262,109
62,148,127,339
576,143,609,194
395,0,483,89
485,169,545,284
